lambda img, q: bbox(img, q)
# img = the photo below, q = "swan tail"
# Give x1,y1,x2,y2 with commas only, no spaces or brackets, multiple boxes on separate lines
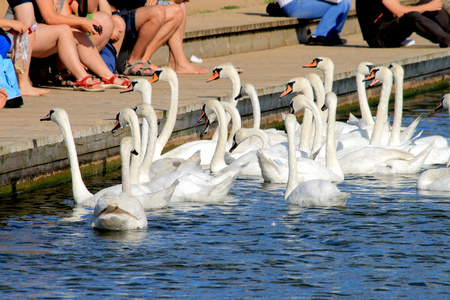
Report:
400,116,421,144
144,179,179,209
256,150,281,182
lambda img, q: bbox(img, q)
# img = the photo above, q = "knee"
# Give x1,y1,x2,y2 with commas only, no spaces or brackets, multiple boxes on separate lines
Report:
112,15,126,32
153,6,166,24
341,0,351,12
93,12,114,37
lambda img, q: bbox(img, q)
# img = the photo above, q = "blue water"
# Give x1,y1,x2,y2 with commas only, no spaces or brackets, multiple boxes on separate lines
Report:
1,89,449,299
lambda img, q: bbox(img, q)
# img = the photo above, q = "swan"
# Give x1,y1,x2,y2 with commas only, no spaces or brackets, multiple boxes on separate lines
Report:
235,83,287,146
132,102,201,182
417,158,450,192
336,69,434,175
206,62,241,139
347,62,375,127
148,67,179,159
387,63,421,146
121,78,152,160
91,136,147,231
284,114,349,208
434,93,450,116
257,94,343,184
303,57,334,94
279,76,315,154
200,99,252,174
40,108,145,208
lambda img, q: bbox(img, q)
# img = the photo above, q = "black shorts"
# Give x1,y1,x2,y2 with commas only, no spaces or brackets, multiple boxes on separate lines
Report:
7,0,31,9
113,9,139,50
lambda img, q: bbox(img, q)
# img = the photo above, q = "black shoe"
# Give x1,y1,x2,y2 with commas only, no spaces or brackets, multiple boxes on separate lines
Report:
4,96,24,108
306,36,326,46
325,32,347,46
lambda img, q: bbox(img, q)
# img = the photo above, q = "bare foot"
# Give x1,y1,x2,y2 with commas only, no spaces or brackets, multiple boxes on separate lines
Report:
20,86,50,97
173,63,208,74
0,89,7,109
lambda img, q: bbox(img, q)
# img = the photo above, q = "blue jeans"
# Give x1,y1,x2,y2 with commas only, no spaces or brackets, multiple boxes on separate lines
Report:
282,0,351,38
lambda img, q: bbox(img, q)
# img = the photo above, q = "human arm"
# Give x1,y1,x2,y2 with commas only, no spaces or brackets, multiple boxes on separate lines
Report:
35,0,102,35
382,0,443,17
0,19,27,35
98,0,112,14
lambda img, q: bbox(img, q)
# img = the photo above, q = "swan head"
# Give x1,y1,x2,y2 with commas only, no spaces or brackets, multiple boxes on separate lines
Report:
111,107,139,134
198,103,211,134
433,93,450,112
149,66,177,84
206,62,240,82
235,83,255,100
120,78,152,95
356,62,374,76
388,63,404,78
303,57,334,72
280,77,312,100
289,94,315,114
363,66,392,87
40,108,68,123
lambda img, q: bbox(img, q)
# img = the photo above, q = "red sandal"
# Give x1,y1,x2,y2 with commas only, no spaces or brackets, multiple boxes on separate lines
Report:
74,75,105,92
101,74,130,89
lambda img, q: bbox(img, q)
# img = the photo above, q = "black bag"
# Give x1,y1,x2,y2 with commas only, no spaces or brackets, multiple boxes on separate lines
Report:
266,2,285,17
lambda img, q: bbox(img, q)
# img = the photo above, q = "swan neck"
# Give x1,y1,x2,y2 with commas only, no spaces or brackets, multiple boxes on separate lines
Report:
155,78,178,158
210,102,228,173
299,110,313,153
356,72,374,126
370,75,392,146
285,118,297,199
249,88,261,129
222,102,242,145
388,71,404,146
325,102,344,178
58,116,92,203
139,108,158,181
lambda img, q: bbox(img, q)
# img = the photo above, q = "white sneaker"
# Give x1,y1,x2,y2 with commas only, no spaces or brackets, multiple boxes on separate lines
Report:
401,39,416,47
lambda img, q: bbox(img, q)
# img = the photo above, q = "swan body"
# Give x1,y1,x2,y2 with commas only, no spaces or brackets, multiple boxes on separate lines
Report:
92,137,147,231
284,114,349,207
417,162,450,192
258,94,343,184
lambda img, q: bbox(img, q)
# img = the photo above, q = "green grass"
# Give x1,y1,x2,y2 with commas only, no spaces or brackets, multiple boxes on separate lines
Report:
221,5,240,10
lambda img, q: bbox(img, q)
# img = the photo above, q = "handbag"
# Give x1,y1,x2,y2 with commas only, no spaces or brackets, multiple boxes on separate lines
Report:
0,57,23,108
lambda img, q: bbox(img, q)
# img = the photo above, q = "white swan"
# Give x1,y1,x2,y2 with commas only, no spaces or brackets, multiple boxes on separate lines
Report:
434,93,450,116
279,76,315,154
206,62,242,140
258,94,343,184
303,57,334,94
40,108,147,208
387,63,421,146
148,67,179,159
121,78,152,160
284,114,349,208
417,158,450,192
235,83,287,146
201,99,252,174
336,70,434,175
91,136,147,231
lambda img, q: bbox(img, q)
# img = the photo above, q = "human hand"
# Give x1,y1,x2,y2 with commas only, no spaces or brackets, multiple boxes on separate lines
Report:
110,22,124,42
82,19,103,35
7,20,27,35
145,0,158,6
426,0,443,12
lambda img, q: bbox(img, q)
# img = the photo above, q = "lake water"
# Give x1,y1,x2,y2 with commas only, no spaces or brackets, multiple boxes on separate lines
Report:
1,89,449,299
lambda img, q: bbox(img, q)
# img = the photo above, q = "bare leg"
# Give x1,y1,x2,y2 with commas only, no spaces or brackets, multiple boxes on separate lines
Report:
139,4,183,70
124,6,165,74
166,3,207,74
88,11,114,52
111,15,125,56
12,3,49,96
72,30,127,85
33,24,102,89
